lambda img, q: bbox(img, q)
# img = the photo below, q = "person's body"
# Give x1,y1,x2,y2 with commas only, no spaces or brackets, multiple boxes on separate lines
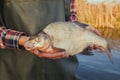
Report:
0,0,104,80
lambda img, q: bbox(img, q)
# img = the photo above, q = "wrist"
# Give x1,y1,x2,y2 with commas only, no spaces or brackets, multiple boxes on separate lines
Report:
19,35,30,46
0,38,5,48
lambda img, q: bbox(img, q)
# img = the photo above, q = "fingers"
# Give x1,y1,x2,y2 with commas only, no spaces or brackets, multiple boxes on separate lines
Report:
52,54,69,59
24,40,69,59
85,26,105,52
31,49,69,59
87,45,96,50
35,52,68,59
97,46,105,52
93,29,101,36
24,41,34,51
86,26,101,36
87,45,105,52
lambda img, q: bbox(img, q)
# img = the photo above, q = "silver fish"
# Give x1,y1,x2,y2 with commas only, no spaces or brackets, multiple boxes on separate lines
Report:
42,22,114,63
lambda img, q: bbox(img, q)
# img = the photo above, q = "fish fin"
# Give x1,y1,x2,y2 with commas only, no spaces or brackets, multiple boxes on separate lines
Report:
104,48,114,64
107,39,120,51
105,39,120,64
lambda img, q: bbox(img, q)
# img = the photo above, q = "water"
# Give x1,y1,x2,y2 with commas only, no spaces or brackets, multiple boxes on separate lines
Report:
77,50,120,80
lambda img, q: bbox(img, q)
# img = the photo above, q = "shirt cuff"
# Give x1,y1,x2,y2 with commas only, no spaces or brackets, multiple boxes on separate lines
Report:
70,12,78,22
0,27,6,48
0,27,25,49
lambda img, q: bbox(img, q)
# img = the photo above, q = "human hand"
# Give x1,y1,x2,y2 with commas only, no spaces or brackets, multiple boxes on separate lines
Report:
87,45,105,52
73,21,104,52
20,32,69,59
85,25,105,52
85,25,101,36
73,21,100,35
28,47,69,59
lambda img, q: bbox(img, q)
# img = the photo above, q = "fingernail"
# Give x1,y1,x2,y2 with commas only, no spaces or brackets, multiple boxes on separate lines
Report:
34,50,39,54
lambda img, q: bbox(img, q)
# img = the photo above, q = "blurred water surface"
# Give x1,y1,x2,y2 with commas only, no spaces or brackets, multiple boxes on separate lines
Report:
77,50,120,80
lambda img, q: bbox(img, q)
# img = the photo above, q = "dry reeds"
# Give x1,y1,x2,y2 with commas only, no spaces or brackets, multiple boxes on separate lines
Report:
76,0,120,29
75,0,120,39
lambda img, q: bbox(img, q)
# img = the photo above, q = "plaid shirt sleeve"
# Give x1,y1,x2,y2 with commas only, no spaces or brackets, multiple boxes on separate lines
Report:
0,26,25,49
70,0,78,21
70,0,89,27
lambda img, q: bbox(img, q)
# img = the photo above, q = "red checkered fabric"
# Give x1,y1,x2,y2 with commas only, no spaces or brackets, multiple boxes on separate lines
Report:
0,27,25,49
0,27,6,48
70,0,78,21
70,0,89,27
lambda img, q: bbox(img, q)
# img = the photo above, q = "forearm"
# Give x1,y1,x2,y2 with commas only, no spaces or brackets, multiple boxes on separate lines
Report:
0,26,27,49
18,35,30,46
0,26,52,52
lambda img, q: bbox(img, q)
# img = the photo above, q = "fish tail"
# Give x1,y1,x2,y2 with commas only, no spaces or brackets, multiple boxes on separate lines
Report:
105,39,120,64
107,39,120,51
104,47,114,64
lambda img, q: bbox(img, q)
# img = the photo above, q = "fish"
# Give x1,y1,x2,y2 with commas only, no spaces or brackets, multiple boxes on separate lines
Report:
34,21,119,63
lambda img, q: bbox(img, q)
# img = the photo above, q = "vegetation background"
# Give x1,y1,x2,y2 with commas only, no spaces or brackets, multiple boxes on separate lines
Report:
76,0,120,40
